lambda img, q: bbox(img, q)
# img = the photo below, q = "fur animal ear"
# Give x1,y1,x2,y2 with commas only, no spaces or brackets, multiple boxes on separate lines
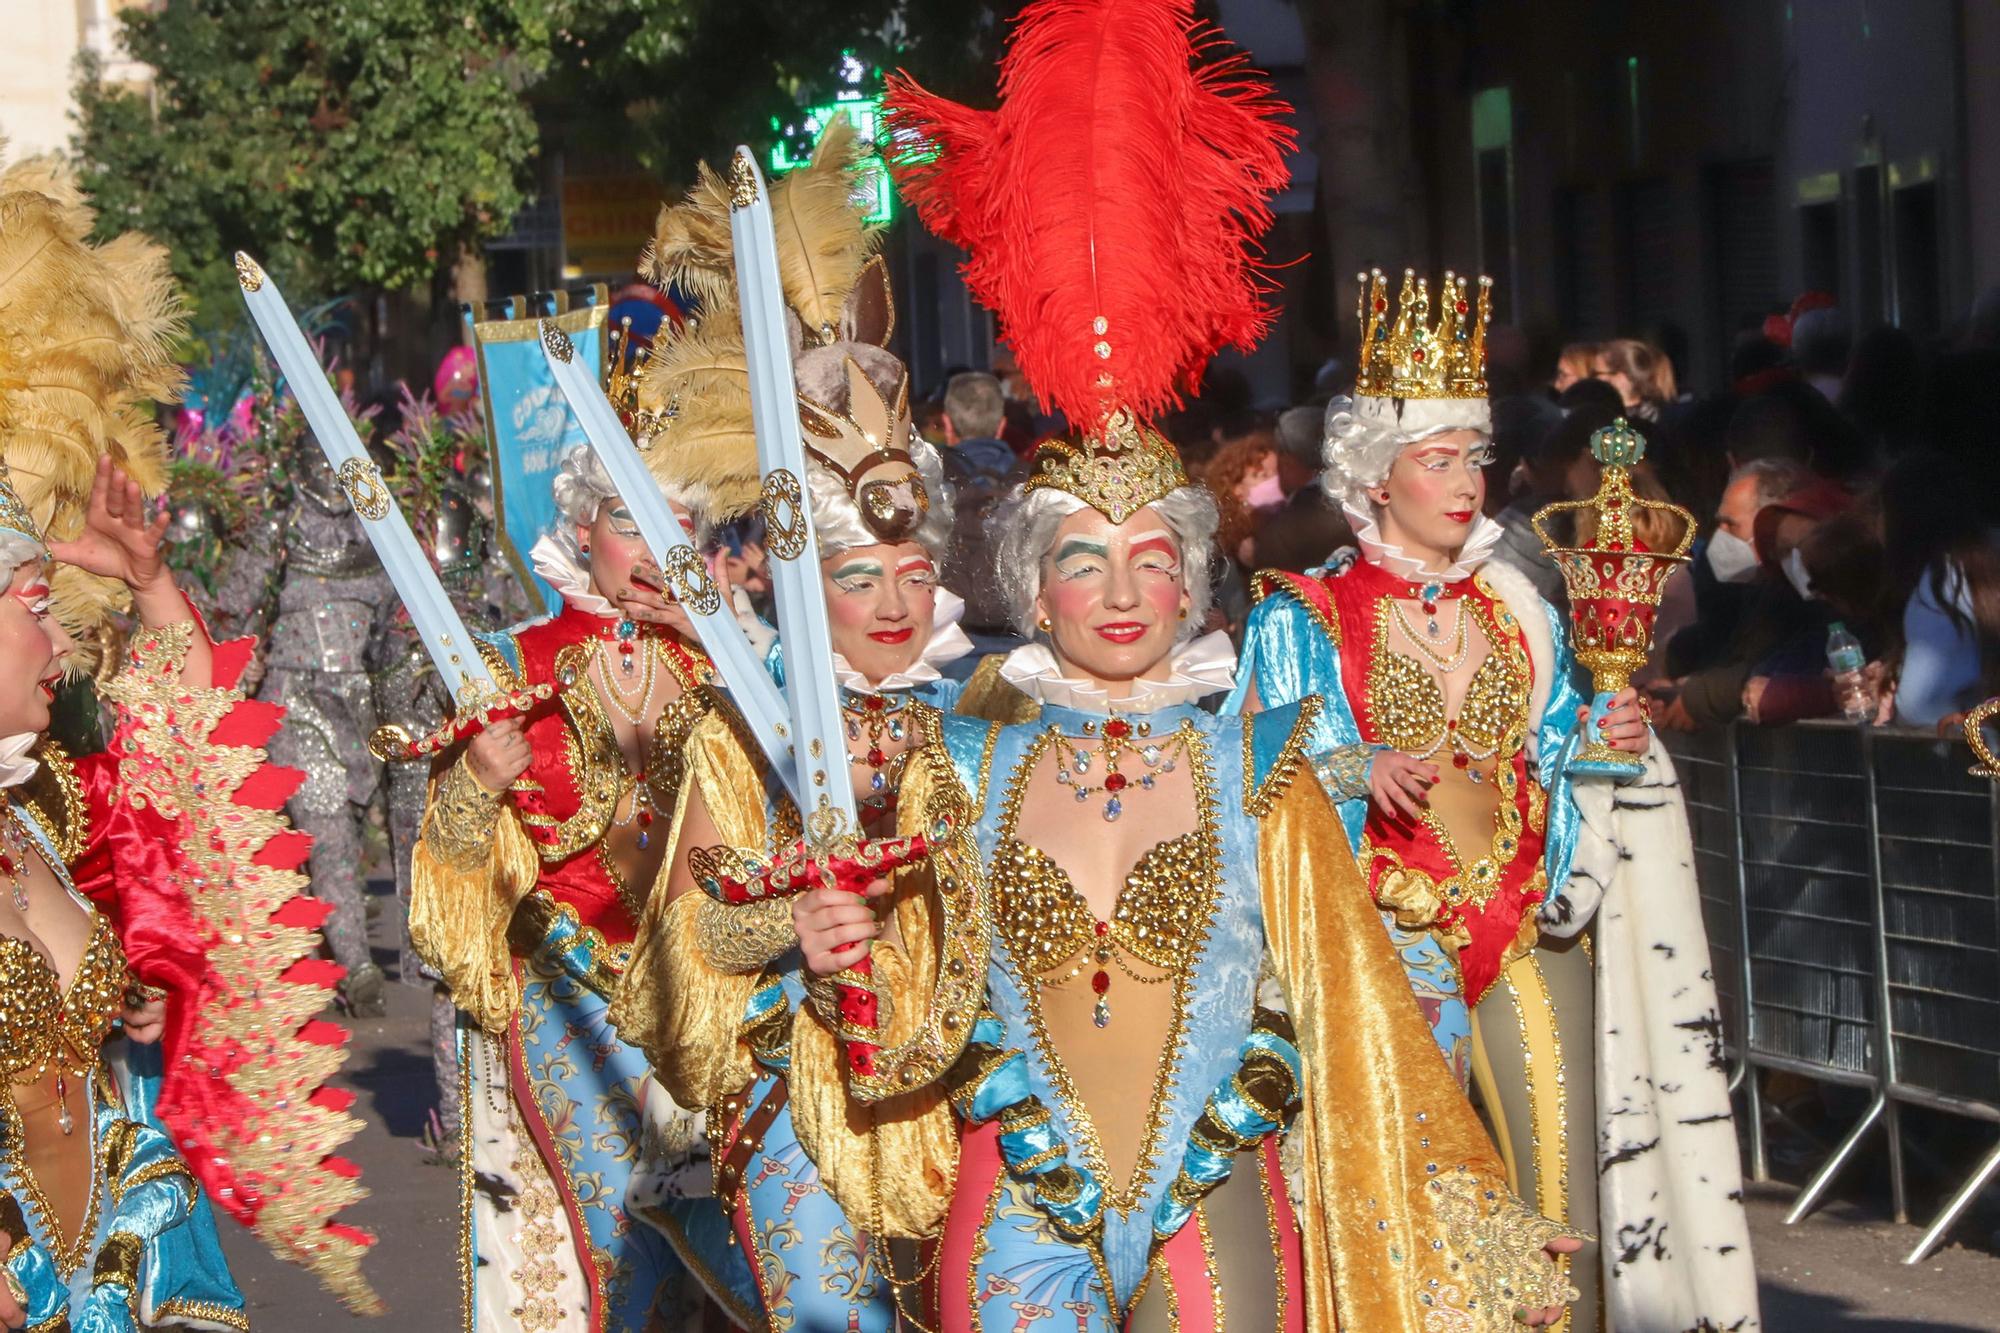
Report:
841,255,895,348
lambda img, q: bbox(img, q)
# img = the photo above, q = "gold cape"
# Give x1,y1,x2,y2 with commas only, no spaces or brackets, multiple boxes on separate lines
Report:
1259,753,1573,1331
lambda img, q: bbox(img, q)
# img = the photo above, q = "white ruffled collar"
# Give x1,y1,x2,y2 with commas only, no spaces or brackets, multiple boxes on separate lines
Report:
1341,501,1506,585
530,534,618,617
0,734,38,791
999,630,1237,713
833,588,975,693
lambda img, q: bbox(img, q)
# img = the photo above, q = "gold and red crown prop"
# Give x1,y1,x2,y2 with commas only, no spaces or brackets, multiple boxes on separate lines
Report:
1353,267,1493,401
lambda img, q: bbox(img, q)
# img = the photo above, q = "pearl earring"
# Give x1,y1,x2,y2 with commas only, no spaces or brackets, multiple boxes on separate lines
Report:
1037,617,1052,633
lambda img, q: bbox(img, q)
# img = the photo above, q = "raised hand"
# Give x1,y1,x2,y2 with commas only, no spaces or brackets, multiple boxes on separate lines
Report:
46,457,170,594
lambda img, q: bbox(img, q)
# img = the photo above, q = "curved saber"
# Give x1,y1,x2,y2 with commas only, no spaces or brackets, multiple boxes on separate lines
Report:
730,148,886,1078
537,322,800,801
234,253,498,711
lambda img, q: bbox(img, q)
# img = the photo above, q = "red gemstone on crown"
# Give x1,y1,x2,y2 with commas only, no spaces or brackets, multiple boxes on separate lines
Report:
1374,298,1388,312
1412,349,1426,362
1104,772,1128,792
1456,301,1469,314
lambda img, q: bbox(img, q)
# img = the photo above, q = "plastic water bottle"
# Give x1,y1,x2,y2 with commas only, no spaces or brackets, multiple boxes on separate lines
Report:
1826,621,1872,722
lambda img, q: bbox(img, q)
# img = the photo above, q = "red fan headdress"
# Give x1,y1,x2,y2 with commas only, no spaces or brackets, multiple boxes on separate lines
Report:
885,0,1293,516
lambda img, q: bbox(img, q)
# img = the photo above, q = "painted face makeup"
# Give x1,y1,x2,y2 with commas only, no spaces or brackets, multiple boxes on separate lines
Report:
821,541,941,686
1374,429,1491,571
0,563,61,736
581,498,700,634
1034,507,1189,694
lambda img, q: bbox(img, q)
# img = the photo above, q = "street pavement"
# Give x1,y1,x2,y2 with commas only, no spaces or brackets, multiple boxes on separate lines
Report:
215,883,2000,1330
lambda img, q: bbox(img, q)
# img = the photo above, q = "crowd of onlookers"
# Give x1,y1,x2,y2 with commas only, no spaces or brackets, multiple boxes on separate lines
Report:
889,290,2000,739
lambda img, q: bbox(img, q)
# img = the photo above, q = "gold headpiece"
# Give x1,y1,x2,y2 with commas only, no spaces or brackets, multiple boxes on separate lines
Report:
0,153,180,652
797,355,927,542
605,318,668,451
1022,410,1189,525
1353,267,1492,401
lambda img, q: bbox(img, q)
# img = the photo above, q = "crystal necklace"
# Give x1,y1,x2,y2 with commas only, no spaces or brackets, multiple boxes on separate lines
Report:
0,807,33,912
844,693,913,817
1046,716,1187,822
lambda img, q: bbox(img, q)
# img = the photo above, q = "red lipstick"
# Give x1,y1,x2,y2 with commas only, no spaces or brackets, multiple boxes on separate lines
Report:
1094,621,1148,644
1444,510,1475,524
868,628,915,645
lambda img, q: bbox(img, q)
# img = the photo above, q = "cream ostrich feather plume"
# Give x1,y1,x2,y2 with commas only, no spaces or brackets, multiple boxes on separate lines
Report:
638,116,882,521
0,147,185,652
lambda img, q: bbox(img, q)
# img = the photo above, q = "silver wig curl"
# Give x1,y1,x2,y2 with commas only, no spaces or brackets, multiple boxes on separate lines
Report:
988,484,1218,644
549,442,709,559
804,434,954,558
1320,393,1493,509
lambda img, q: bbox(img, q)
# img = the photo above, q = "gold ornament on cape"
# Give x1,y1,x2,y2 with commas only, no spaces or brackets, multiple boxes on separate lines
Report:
1022,409,1188,525
1353,267,1492,401
1964,697,2000,779
1532,417,1695,776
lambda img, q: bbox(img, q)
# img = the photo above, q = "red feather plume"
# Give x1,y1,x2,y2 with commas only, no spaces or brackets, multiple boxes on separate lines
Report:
885,0,1294,433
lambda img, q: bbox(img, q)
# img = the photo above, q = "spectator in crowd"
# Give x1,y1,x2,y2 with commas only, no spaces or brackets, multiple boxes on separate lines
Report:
1552,341,1598,393
1791,305,1852,403
1488,390,1603,606
912,395,948,446
1252,403,1353,574
1203,430,1280,633
937,370,1020,633
1723,379,1870,480
1739,510,1887,725
1875,451,2000,731
1592,337,1676,421
1839,325,1928,463
1651,458,1816,729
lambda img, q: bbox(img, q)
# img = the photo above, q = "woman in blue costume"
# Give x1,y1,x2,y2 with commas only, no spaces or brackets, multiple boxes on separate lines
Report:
612,119,996,1333
1227,269,1761,1331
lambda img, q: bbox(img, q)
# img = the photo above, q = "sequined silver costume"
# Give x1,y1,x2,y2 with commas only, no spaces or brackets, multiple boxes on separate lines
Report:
211,449,399,1011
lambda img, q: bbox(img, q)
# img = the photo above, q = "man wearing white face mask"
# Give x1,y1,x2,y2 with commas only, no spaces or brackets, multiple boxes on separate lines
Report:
1650,459,1814,728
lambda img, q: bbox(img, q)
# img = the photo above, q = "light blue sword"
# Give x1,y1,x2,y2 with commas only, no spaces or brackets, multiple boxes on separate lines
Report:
235,253,554,757
536,322,800,800
727,148,858,854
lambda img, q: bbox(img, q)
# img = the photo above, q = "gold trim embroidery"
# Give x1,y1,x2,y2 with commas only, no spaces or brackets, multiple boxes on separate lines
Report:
1242,695,1323,818
0,1081,102,1279
21,743,86,865
993,723,1222,1216
425,759,506,872
695,897,796,973
1250,570,1340,647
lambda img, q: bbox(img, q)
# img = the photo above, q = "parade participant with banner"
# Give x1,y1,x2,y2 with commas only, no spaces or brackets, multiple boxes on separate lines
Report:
606,119,991,1333
870,4,1582,1326
1227,269,1761,1332
0,154,379,1324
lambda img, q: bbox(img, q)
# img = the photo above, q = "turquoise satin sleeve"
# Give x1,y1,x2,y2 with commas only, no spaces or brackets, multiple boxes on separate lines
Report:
5,1231,68,1329
1230,592,1472,1072
950,1015,1104,1237
1537,597,1591,922
1152,1022,1302,1241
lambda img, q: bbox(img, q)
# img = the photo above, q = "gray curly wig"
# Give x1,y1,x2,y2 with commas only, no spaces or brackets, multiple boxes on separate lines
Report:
988,484,1218,645
549,443,709,559
1320,393,1493,509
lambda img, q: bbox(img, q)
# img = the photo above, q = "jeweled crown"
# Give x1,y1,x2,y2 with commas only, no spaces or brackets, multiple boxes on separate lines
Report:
1353,267,1492,401
1023,410,1189,525
606,319,668,451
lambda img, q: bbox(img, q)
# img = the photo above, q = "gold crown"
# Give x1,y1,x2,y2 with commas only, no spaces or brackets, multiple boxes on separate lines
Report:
606,318,669,450
1023,410,1188,525
797,357,929,542
1353,267,1492,400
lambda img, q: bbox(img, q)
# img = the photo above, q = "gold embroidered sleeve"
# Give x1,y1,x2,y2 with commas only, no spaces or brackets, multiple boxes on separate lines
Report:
1258,763,1579,1331
423,757,506,872
410,764,540,1035
695,896,796,973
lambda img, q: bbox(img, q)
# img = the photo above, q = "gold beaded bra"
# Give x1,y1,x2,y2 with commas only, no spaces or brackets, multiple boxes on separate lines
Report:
992,833,1212,980
1367,598,1530,764
0,911,128,1084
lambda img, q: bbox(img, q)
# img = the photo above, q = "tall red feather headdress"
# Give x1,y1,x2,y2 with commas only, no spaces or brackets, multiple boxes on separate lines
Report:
884,0,1294,437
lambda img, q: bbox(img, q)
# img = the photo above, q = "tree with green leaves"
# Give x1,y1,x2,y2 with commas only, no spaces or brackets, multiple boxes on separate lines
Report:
73,0,561,324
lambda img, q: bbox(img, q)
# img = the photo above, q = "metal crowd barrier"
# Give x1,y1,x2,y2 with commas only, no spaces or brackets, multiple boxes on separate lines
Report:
1664,719,2000,1264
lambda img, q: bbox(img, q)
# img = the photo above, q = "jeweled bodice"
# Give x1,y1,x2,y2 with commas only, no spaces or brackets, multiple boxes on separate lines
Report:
991,831,1214,977
0,912,127,1083
1367,596,1530,760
